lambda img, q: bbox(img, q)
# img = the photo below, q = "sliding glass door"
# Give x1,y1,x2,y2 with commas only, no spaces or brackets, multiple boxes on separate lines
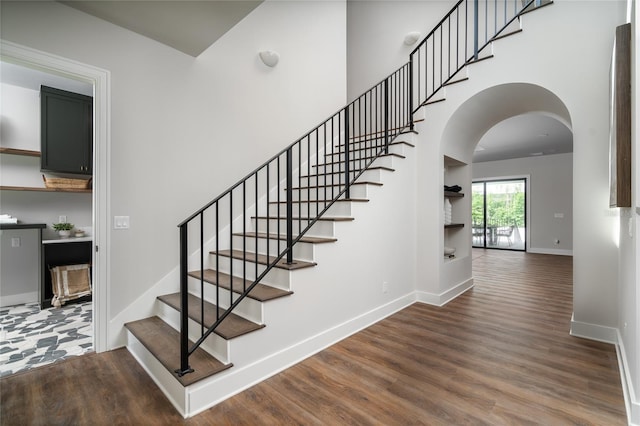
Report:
472,179,526,251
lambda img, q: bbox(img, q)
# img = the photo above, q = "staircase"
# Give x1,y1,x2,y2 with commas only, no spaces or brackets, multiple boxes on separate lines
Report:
124,0,553,417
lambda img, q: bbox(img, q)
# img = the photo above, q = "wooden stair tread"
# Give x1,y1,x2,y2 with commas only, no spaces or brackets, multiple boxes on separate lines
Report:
252,215,354,222
314,153,406,167
234,231,337,244
300,166,395,178
490,29,523,42
333,140,415,152
158,293,264,339
269,198,368,205
188,269,292,302
213,249,316,270
289,181,383,190
443,76,469,87
343,120,424,142
423,98,446,106
124,316,232,387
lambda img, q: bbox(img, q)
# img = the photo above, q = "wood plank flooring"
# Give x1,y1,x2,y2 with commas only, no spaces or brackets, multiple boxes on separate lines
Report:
0,249,626,425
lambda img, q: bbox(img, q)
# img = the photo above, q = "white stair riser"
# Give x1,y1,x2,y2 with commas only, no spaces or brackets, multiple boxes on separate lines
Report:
328,142,409,160
231,234,315,261
324,148,387,163
288,183,369,201
210,255,293,290
155,301,230,364
187,279,264,324
267,200,353,217
312,155,396,174
251,217,336,238
299,168,385,186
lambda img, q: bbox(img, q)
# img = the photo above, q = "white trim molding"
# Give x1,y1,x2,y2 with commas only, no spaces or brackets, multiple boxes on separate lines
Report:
1,39,111,353
571,318,639,424
569,313,618,344
616,330,640,425
415,278,474,306
528,247,573,256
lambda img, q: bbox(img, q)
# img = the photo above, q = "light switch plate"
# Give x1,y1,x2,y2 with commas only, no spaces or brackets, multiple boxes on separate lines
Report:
114,216,130,229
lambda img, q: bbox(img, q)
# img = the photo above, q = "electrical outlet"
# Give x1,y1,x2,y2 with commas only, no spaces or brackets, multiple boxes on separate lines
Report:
59,215,67,223
11,237,20,247
382,281,388,294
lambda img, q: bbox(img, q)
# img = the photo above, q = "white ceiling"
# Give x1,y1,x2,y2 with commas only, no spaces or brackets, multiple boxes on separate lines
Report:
59,0,263,57
473,113,573,163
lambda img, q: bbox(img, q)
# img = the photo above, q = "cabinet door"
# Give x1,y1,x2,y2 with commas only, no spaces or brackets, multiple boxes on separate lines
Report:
41,86,93,175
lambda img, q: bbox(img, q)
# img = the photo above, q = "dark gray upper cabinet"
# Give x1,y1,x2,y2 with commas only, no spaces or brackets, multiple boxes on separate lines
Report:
41,85,93,175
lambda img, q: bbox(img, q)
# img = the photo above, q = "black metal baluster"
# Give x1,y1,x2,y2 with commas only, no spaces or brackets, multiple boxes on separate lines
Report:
243,181,247,293
175,223,192,376
474,0,479,60
200,212,204,337
229,191,233,309
344,104,350,199
286,147,293,264
266,164,270,263
215,203,219,321
384,77,389,155
276,158,280,260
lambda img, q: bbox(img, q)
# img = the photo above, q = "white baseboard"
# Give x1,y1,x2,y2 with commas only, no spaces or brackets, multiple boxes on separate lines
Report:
0,291,38,308
415,278,474,307
615,330,640,425
569,314,618,343
528,247,573,256
126,332,187,417
572,318,639,424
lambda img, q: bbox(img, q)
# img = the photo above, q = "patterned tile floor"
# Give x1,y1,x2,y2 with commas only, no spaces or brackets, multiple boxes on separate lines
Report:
0,301,93,377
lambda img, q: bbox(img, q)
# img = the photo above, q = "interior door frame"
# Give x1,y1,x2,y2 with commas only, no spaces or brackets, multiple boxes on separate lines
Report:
472,175,530,252
1,40,111,353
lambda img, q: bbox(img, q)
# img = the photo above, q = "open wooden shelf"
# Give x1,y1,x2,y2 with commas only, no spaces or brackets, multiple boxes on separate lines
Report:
445,223,464,229
0,147,41,157
0,185,91,194
444,191,464,198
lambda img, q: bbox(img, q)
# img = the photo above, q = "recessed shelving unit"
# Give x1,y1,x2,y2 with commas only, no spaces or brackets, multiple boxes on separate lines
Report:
444,191,465,228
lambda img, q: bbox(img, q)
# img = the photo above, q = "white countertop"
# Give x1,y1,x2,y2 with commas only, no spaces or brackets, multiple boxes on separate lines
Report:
42,236,92,244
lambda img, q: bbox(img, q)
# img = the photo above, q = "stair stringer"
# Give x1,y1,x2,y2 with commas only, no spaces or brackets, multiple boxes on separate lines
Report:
168,134,420,417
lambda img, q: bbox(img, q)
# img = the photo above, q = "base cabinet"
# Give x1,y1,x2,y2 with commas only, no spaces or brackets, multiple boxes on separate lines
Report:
42,240,92,308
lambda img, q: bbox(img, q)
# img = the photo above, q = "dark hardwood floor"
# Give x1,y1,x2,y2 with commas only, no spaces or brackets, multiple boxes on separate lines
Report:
0,249,626,425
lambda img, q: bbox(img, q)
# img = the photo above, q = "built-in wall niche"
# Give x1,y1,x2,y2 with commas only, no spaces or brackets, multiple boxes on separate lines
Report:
443,155,470,262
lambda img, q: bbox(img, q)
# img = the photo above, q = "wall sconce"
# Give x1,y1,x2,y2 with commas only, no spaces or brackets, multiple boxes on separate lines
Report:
404,32,421,46
259,51,280,68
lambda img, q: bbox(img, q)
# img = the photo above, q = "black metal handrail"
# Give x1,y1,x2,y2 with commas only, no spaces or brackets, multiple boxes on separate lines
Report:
176,0,540,376
410,0,536,110
176,64,412,375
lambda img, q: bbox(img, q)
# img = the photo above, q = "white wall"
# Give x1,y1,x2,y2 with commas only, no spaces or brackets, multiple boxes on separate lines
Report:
347,0,452,100
473,153,573,254
0,83,39,151
618,0,639,422
0,0,346,329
